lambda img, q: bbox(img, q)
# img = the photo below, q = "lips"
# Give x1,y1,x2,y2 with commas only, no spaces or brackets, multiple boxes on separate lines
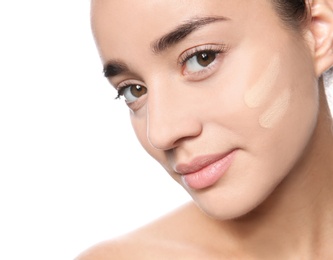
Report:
175,150,237,190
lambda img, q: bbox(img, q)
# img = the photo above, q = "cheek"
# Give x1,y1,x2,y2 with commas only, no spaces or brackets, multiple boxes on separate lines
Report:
211,50,318,157
244,54,292,129
130,111,152,157
243,52,319,172
258,88,291,129
201,52,286,134
130,112,172,172
244,54,280,109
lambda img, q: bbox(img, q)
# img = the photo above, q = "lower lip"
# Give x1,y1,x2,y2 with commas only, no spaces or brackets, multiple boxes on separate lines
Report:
182,150,237,190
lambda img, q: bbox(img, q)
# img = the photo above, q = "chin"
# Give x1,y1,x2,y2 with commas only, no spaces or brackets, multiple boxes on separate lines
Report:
190,187,273,221
197,202,259,221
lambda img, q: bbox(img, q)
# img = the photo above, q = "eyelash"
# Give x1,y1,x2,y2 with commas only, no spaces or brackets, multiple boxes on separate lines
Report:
115,92,122,100
115,81,135,100
178,44,228,67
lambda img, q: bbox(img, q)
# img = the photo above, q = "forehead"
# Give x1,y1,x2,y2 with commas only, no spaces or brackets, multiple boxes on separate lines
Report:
91,0,267,33
91,0,279,61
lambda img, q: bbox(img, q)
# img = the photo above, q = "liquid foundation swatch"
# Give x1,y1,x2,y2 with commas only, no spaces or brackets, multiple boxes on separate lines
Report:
259,88,291,128
244,55,280,108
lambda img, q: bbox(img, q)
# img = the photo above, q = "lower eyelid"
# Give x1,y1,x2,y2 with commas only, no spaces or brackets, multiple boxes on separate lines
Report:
126,93,148,111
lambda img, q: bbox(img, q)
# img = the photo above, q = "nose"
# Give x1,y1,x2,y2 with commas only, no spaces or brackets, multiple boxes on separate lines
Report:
147,80,202,150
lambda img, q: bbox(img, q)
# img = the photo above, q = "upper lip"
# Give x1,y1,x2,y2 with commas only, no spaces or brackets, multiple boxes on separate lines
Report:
174,150,235,175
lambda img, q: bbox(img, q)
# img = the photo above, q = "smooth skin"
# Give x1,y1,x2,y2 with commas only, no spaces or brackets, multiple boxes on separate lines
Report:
77,0,333,259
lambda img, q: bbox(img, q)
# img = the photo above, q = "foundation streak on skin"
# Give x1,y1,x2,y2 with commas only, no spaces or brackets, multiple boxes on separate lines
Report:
259,88,291,128
244,55,280,108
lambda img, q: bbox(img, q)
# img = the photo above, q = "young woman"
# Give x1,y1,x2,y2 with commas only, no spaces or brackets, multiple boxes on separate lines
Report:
77,0,333,258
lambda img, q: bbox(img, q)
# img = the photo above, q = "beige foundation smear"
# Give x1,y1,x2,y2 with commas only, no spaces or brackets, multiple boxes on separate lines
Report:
244,55,280,108
244,54,291,128
259,88,291,128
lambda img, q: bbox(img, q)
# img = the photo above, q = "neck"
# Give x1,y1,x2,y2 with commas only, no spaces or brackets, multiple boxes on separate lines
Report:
224,85,333,258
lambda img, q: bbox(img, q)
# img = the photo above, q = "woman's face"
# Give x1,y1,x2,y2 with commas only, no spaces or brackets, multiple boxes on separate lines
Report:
92,0,319,219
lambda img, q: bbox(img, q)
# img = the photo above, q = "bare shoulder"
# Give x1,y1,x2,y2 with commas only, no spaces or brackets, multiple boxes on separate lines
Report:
75,202,223,260
74,238,126,260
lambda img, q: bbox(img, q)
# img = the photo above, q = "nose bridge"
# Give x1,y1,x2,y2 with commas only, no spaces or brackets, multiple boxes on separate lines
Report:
147,77,202,150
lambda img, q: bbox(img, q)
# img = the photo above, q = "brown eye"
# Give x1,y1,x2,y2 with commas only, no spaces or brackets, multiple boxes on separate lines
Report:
197,51,216,67
120,84,147,103
130,85,147,98
185,50,218,73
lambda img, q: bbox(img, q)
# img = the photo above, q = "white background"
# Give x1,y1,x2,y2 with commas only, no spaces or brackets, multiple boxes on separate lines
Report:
0,1,332,260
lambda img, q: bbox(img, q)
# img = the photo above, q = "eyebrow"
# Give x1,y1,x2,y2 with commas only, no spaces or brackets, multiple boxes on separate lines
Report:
103,16,229,78
103,60,129,78
151,16,229,54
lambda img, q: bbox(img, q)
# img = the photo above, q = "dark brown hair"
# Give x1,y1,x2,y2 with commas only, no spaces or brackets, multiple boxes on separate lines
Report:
272,0,309,29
